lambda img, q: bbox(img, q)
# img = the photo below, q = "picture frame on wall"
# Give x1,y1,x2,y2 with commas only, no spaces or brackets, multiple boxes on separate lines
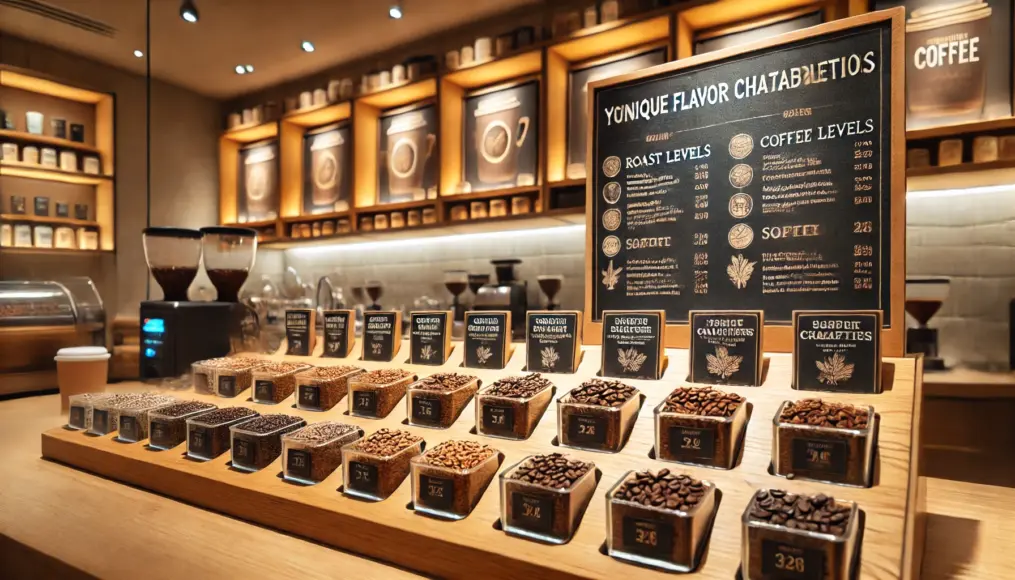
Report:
462,80,540,193
302,123,352,215
378,103,439,204
693,9,824,55
237,140,279,223
566,46,668,180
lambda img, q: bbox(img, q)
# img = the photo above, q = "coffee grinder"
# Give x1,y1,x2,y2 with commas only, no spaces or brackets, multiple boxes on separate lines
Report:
905,277,950,371
474,259,527,338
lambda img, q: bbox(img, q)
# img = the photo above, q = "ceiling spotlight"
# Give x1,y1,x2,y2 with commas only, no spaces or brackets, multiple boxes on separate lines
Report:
235,65,246,75
133,50,144,58
301,41,315,53
389,3,403,19
180,0,199,23
245,64,254,73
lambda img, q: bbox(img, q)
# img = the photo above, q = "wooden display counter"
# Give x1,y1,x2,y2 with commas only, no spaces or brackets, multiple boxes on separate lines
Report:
41,340,923,579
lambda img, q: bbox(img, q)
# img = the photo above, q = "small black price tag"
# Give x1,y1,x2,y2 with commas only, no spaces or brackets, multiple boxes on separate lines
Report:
150,420,169,447
481,404,515,435
233,437,255,465
567,414,607,445
34,196,50,216
10,195,26,214
92,409,109,434
298,385,321,409
254,380,275,402
74,204,88,220
761,540,825,579
55,202,70,218
349,461,378,494
622,517,674,558
119,415,138,441
668,425,717,460
792,438,849,476
69,406,84,428
218,375,237,398
419,474,454,510
287,449,312,481
411,396,442,425
189,426,209,456
510,492,553,533
352,391,378,416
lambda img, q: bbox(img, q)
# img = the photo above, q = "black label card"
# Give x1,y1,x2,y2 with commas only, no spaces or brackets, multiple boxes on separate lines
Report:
601,310,663,380
410,311,450,365
349,461,379,494
150,420,169,447
254,380,274,402
567,414,607,445
10,195,26,214
622,517,674,557
286,309,313,356
668,425,717,460
792,437,849,476
761,539,825,580
287,449,312,481
793,311,881,393
218,375,238,398
55,202,69,218
465,312,509,369
689,310,762,386
363,312,398,362
411,396,442,425
92,409,109,433
74,203,88,220
189,426,209,456
233,437,255,465
526,312,579,373
419,474,454,510
481,404,515,435
298,385,321,409
119,415,138,441
69,406,84,428
352,390,378,416
510,492,553,533
323,310,353,358
33,196,50,216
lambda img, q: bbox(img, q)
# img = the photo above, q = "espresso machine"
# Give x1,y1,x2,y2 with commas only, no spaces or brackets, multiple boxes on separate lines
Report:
473,259,527,339
139,227,257,379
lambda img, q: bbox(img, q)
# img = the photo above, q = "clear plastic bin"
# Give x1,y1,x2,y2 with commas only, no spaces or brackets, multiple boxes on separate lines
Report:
230,414,308,471
294,365,364,411
405,374,480,428
186,407,260,460
116,400,179,443
772,401,875,487
557,387,641,453
89,393,176,437
148,401,218,450
251,362,314,404
341,430,425,501
409,442,500,519
474,378,555,440
498,454,597,544
654,395,748,469
282,422,364,484
347,369,416,419
67,392,113,430
191,357,265,397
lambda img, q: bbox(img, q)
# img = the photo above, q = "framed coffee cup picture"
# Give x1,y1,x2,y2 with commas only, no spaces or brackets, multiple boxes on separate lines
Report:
566,47,667,180
378,104,438,204
237,141,279,222
875,0,1013,128
303,123,352,214
463,80,539,192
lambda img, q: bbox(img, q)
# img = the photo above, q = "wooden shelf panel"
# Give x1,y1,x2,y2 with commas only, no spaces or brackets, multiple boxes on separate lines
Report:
356,199,437,214
440,184,541,203
553,15,671,62
907,116,1015,141
0,129,102,155
282,102,352,128
548,178,587,189
358,78,438,110
444,51,543,89
0,68,106,104
224,219,277,229
0,163,111,185
223,122,278,144
282,210,353,224
0,213,99,227
0,247,112,256
41,343,921,579
906,159,1015,178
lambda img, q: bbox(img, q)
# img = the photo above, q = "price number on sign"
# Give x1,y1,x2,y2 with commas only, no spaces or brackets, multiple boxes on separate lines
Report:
694,163,708,171
854,149,873,159
694,211,709,220
356,394,371,408
807,448,832,464
693,233,708,246
523,503,541,518
775,553,806,573
291,453,306,468
853,221,873,234
579,423,596,436
694,194,708,208
854,277,873,290
694,170,709,180
682,436,702,450
490,413,505,425
428,483,444,498
854,244,873,257
854,162,873,171
635,528,658,547
694,183,709,191
418,403,433,417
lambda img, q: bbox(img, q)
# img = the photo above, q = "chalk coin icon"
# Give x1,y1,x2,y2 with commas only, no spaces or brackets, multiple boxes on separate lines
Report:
728,223,754,250
603,182,622,204
729,163,753,189
729,193,754,219
602,208,622,231
602,155,622,178
728,133,754,159
602,235,621,257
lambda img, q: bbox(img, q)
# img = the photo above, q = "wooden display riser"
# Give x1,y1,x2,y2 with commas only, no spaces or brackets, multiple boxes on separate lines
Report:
41,341,924,579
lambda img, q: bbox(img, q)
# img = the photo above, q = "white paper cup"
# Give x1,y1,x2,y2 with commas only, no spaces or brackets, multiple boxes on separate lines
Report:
55,346,110,412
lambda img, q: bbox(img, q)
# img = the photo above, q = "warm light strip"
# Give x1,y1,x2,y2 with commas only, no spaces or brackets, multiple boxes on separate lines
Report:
286,224,586,257
907,183,1015,199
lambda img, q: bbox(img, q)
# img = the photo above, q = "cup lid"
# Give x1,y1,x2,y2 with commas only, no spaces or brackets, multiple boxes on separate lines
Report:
55,346,110,361
143,226,203,239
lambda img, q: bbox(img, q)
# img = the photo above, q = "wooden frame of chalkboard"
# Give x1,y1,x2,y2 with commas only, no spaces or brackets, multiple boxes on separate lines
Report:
583,8,906,356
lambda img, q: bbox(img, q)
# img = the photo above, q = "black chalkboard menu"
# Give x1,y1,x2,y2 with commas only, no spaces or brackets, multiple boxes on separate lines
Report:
588,13,903,353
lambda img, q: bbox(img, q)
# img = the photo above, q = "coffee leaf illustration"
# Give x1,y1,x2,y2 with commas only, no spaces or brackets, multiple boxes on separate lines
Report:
420,344,436,361
727,254,756,289
705,345,743,380
540,347,560,370
618,347,647,373
371,342,382,355
476,345,492,365
816,352,854,385
602,260,623,291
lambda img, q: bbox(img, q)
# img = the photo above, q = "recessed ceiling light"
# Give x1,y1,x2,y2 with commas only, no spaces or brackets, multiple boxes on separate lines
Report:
389,3,403,19
301,41,315,53
180,0,199,23
235,65,246,75
245,65,254,73
133,50,144,58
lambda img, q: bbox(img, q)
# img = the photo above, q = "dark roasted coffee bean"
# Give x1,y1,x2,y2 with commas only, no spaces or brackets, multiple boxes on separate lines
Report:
747,489,854,536
567,379,637,407
414,372,477,392
779,399,869,429
661,386,744,417
485,373,554,398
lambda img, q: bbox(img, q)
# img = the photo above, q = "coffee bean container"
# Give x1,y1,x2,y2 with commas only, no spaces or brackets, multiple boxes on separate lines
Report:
89,394,177,437
250,362,313,404
114,400,179,443
772,401,876,487
190,357,264,397
295,366,364,412
185,407,260,461
557,388,641,453
341,436,425,501
409,446,500,519
474,382,554,440
498,455,597,544
347,371,416,419
229,414,307,472
148,401,218,450
741,490,860,580
66,393,113,430
606,470,717,572
282,422,364,484
654,397,748,469
405,375,480,429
